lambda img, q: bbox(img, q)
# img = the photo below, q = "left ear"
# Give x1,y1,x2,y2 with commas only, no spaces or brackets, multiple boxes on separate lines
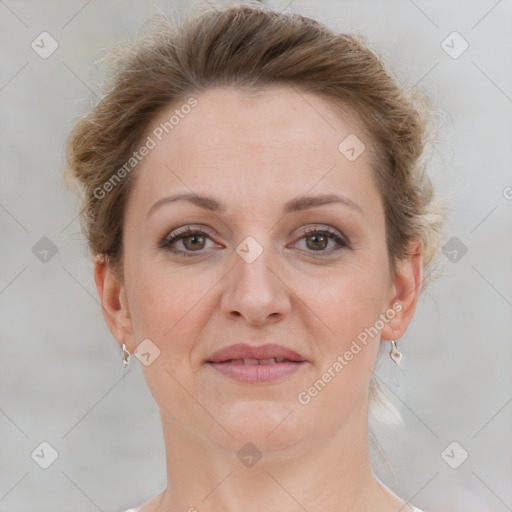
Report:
380,238,423,342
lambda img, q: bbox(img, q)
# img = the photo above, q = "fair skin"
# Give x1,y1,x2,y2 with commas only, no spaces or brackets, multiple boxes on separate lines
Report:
95,86,422,512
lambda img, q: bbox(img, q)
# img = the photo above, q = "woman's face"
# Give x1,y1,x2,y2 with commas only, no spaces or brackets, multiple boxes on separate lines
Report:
98,86,418,454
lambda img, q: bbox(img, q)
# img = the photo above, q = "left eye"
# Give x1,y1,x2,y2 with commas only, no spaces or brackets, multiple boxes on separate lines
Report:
295,228,348,255
159,226,348,258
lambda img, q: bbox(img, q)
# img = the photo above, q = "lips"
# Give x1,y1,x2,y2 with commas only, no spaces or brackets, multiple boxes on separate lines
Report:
205,343,308,384
206,343,307,364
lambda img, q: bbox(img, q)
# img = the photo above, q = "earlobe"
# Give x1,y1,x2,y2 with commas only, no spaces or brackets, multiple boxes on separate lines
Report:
93,254,135,351
381,239,423,342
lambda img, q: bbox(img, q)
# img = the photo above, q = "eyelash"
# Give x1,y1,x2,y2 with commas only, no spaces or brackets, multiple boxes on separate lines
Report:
158,225,349,259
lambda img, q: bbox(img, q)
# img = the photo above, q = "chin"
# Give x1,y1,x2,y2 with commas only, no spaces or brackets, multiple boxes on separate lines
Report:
214,400,306,451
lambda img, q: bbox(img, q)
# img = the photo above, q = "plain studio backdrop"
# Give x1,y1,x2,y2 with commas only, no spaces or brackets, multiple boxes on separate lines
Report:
0,1,511,511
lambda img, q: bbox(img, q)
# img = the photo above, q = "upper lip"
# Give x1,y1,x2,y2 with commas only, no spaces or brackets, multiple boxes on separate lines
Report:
206,343,307,363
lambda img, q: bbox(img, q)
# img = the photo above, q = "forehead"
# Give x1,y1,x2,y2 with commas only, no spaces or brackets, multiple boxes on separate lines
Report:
131,86,378,216
157,85,367,154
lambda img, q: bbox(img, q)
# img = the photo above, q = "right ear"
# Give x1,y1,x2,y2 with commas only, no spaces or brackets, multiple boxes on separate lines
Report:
93,254,135,352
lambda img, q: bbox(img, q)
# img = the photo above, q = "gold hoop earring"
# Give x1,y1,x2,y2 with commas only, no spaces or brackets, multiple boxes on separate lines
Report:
389,340,403,367
122,343,131,368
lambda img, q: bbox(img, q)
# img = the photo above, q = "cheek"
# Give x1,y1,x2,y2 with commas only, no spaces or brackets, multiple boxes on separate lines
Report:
127,268,213,415
293,270,386,412
300,266,388,405
129,278,195,342
308,265,388,345
126,260,220,362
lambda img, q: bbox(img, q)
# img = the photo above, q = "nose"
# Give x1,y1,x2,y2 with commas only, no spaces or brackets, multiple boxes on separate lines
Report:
220,241,291,326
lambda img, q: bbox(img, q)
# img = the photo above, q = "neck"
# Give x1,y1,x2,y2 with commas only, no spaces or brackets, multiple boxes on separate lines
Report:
151,401,404,512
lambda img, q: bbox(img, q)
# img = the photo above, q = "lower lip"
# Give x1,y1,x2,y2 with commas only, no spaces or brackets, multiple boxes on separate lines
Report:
207,361,307,383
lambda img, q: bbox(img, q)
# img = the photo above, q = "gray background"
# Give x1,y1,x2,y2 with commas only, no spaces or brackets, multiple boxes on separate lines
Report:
1,1,511,511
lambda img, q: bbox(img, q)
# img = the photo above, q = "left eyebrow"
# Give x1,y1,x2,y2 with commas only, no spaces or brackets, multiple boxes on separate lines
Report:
282,193,363,216
147,192,364,218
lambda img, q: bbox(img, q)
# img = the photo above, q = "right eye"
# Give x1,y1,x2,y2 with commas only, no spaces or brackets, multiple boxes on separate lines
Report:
159,226,219,257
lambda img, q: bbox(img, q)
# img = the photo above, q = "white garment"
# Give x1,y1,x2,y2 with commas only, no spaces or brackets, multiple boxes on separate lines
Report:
123,507,424,511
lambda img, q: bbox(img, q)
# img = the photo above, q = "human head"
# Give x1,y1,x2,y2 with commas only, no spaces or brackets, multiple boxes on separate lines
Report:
65,2,446,441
